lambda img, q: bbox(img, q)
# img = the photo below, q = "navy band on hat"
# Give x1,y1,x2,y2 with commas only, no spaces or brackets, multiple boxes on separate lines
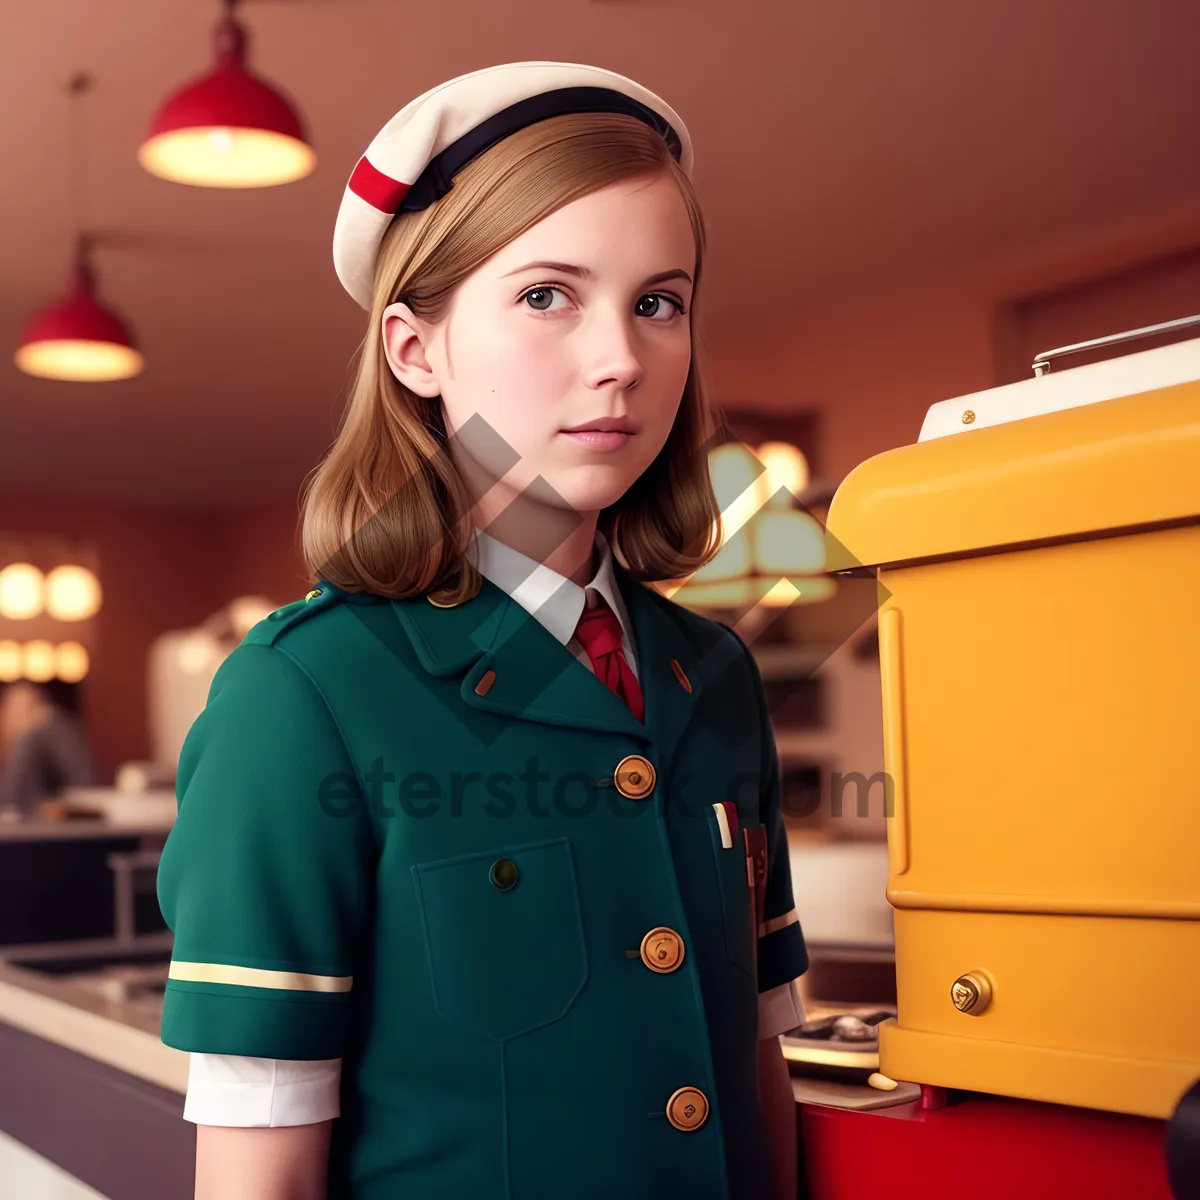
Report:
333,62,694,309
399,87,684,212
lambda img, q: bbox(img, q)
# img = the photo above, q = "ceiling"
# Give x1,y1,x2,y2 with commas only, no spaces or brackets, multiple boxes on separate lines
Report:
2,0,1198,508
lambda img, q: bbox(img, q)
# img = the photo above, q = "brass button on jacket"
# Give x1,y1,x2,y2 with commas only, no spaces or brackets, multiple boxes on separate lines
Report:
614,754,655,800
640,927,684,974
666,1086,708,1132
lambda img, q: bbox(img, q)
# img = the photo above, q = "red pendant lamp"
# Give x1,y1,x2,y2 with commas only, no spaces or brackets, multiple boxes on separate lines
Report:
139,0,315,189
15,236,143,382
15,75,144,383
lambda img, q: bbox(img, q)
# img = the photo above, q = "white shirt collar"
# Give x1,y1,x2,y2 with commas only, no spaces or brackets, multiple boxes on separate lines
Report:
465,526,637,671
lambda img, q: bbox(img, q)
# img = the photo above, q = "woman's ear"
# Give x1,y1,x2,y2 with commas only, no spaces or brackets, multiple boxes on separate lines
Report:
381,302,442,398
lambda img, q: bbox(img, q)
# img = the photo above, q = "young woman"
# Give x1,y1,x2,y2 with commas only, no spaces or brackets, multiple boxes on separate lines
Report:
157,61,808,1200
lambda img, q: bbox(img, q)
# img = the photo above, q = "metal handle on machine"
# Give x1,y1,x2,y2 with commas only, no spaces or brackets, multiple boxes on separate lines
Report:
1031,312,1200,377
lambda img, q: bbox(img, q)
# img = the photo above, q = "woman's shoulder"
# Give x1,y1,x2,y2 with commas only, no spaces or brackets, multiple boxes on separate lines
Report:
198,582,392,726
241,581,387,651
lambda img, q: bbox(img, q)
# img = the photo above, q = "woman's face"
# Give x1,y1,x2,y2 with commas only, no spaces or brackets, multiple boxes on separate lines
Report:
384,171,696,518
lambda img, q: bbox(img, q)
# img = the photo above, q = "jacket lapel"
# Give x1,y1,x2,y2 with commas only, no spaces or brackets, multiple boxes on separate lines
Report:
390,563,706,756
614,564,708,765
392,574,645,739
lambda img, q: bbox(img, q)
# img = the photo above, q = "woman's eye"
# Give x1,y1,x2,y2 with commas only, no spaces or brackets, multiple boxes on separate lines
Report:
522,286,568,312
521,287,686,318
635,293,686,320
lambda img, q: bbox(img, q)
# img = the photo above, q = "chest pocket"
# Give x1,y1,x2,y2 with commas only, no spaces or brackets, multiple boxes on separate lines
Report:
412,837,589,1041
707,807,758,978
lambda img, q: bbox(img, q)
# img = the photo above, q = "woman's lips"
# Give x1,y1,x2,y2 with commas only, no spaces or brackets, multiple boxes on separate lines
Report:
559,430,634,452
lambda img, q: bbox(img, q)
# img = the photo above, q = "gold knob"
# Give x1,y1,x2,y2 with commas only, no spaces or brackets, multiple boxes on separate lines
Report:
950,971,993,1015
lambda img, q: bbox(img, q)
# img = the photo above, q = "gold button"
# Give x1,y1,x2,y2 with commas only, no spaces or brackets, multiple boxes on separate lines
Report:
305,588,323,601
427,592,461,608
666,1086,708,1131
614,754,655,800
640,927,684,974
950,970,993,1015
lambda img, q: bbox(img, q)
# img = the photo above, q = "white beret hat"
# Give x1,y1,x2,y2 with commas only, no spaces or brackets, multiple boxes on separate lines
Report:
332,60,694,309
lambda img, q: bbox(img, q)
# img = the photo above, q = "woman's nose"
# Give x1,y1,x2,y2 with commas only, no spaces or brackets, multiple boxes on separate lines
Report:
581,309,643,392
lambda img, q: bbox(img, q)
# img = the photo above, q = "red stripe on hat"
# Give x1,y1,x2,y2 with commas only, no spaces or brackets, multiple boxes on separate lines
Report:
348,156,411,213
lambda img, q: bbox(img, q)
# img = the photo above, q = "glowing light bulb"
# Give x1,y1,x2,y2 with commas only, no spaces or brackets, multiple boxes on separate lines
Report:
45,565,102,621
0,564,44,619
56,641,90,682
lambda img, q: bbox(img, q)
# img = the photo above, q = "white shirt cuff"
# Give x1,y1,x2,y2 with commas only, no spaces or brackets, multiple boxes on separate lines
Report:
757,978,807,1040
183,1054,342,1127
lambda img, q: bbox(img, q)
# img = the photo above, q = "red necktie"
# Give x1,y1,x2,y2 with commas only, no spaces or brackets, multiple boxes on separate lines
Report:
573,594,645,721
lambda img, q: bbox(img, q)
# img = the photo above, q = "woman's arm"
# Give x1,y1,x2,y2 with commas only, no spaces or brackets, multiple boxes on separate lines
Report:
195,1121,333,1200
758,1034,798,1200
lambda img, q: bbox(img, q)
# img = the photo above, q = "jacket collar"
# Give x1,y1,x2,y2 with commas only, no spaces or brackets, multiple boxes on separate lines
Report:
390,559,704,753
466,526,637,672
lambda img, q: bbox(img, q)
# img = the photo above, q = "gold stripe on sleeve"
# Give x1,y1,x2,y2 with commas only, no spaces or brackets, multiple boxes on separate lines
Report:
757,907,799,939
168,961,353,993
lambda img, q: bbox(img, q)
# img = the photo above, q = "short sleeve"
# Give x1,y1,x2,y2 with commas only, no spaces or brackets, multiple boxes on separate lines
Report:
157,643,375,1060
721,625,810,997
182,1053,342,1127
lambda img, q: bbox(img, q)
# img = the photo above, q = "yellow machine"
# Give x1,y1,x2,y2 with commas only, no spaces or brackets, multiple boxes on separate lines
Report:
824,325,1200,1121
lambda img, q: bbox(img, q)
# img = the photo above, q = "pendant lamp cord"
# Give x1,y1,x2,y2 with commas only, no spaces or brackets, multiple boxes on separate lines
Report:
216,0,247,66
67,72,93,271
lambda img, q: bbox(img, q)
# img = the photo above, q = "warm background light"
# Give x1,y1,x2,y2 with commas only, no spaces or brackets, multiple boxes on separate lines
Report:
177,632,222,674
14,246,144,384
665,439,832,609
0,563,44,620
139,8,315,190
707,443,764,544
227,595,278,638
0,641,21,682
55,641,90,682
756,441,810,506
15,338,143,383
45,565,103,621
22,639,57,683
752,510,826,575
139,127,315,189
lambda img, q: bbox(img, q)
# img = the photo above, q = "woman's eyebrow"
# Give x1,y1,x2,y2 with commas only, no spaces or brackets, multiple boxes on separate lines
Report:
500,260,692,286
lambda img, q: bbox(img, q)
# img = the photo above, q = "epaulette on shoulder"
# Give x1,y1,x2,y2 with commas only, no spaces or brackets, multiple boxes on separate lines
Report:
242,582,363,648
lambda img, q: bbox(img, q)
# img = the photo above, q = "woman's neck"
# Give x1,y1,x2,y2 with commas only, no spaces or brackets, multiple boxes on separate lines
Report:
473,498,600,588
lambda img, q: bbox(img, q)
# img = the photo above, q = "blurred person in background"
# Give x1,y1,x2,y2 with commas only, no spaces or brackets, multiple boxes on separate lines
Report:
0,679,96,821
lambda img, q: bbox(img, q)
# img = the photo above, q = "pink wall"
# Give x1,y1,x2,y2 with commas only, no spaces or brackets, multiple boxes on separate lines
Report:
707,194,1200,484
220,500,311,606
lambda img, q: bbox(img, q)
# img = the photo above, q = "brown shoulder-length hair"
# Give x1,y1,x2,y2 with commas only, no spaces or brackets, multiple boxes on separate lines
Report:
300,111,722,603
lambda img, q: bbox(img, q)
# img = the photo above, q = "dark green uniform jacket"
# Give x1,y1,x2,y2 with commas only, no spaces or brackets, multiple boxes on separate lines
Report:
158,564,808,1199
